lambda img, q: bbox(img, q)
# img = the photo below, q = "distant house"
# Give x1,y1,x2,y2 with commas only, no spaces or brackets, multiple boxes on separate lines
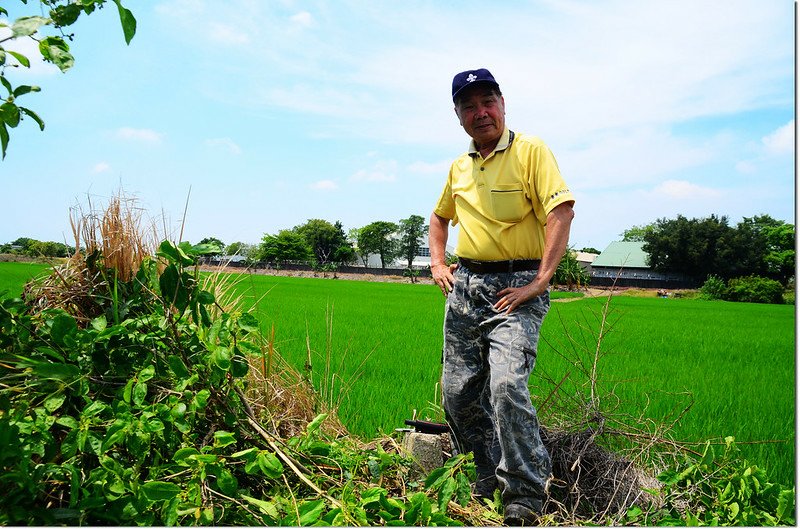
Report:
359,238,455,269
575,251,599,273
590,241,693,288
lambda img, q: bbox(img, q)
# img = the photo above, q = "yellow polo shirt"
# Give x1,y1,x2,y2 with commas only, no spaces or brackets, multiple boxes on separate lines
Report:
434,127,574,261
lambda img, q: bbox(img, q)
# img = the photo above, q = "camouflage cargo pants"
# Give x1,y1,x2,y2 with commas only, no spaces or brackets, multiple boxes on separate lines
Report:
441,266,551,510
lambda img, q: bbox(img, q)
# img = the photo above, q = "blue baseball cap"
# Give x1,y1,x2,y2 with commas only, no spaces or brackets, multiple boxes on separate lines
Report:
452,68,500,102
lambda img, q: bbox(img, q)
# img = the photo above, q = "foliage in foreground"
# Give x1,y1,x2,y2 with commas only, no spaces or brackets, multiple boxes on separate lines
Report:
0,240,479,525
0,237,794,525
1,0,136,159
629,438,795,526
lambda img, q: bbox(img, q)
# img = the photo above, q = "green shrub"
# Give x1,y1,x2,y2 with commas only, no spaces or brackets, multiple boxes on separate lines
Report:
726,275,784,304
700,275,728,300
632,437,796,526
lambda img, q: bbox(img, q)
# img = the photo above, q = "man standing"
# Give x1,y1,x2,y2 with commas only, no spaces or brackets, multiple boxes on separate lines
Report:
429,68,575,526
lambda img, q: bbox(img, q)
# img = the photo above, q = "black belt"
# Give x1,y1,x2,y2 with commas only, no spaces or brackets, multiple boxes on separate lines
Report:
458,257,540,274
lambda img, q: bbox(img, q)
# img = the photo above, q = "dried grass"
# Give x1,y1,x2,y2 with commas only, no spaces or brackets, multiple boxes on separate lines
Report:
243,331,348,440
24,192,160,323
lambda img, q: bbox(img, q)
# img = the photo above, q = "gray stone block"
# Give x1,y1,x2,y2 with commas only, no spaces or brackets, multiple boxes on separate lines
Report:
402,432,445,476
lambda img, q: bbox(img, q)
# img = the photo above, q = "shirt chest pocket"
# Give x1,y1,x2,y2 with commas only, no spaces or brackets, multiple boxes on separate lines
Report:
489,183,528,223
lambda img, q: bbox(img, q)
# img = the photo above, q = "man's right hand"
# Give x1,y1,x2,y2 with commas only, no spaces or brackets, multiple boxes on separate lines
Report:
431,262,459,296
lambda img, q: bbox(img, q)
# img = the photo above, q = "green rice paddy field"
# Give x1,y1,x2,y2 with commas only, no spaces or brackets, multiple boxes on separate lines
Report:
1,262,795,486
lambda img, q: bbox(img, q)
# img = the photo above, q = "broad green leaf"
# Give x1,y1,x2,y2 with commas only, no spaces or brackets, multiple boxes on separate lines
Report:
144,417,164,433
424,467,448,489
361,487,386,507
213,430,236,448
101,423,127,452
12,16,50,37
163,497,179,527
241,495,278,518
237,341,260,355
141,481,181,501
12,84,40,98
0,121,7,159
455,472,471,507
35,346,64,362
56,416,79,429
379,494,403,515
112,0,137,45
230,447,258,459
33,362,80,381
90,315,107,331
132,380,147,406
157,240,193,266
727,501,740,520
173,447,199,464
777,489,793,521
7,51,30,68
44,394,66,413
306,413,328,436
438,476,457,511
238,312,259,333
257,451,284,479
188,243,221,256
50,313,77,346
231,354,249,378
170,402,187,418
297,499,326,526
82,400,107,417
213,347,232,371
193,389,210,410
138,364,155,382
168,354,190,378
38,37,74,72
197,289,214,304
0,76,11,95
216,468,238,496
123,378,134,403
50,4,81,26
657,469,680,486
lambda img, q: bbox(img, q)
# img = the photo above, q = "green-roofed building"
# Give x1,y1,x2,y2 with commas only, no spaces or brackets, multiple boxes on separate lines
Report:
590,241,694,288
591,241,650,269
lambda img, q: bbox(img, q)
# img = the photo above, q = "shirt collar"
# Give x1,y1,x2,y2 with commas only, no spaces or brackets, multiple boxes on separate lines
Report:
468,127,512,157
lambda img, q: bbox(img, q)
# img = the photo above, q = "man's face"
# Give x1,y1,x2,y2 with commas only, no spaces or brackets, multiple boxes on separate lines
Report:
454,84,505,149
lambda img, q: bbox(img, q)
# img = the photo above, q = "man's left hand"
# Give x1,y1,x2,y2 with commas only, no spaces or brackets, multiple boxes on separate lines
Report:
495,280,547,314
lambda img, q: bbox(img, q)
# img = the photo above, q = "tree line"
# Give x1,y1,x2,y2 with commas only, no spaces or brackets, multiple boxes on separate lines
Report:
622,214,794,287
0,237,74,258
196,215,431,271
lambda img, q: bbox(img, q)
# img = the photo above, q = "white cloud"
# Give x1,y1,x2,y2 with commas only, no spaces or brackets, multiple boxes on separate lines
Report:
735,160,756,174
761,120,794,155
290,11,313,28
559,126,715,190
407,160,451,177
92,162,111,174
205,137,242,155
209,22,249,45
309,180,338,191
651,179,722,199
350,158,397,183
116,127,164,143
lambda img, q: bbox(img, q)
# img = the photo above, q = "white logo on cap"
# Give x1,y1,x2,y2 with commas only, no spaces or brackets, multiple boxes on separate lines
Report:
467,73,477,82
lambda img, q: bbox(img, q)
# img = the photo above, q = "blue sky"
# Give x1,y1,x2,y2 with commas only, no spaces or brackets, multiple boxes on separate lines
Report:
1,0,795,253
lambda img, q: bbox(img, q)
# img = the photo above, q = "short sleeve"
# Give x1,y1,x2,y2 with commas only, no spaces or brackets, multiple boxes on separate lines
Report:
529,143,574,217
433,171,457,224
